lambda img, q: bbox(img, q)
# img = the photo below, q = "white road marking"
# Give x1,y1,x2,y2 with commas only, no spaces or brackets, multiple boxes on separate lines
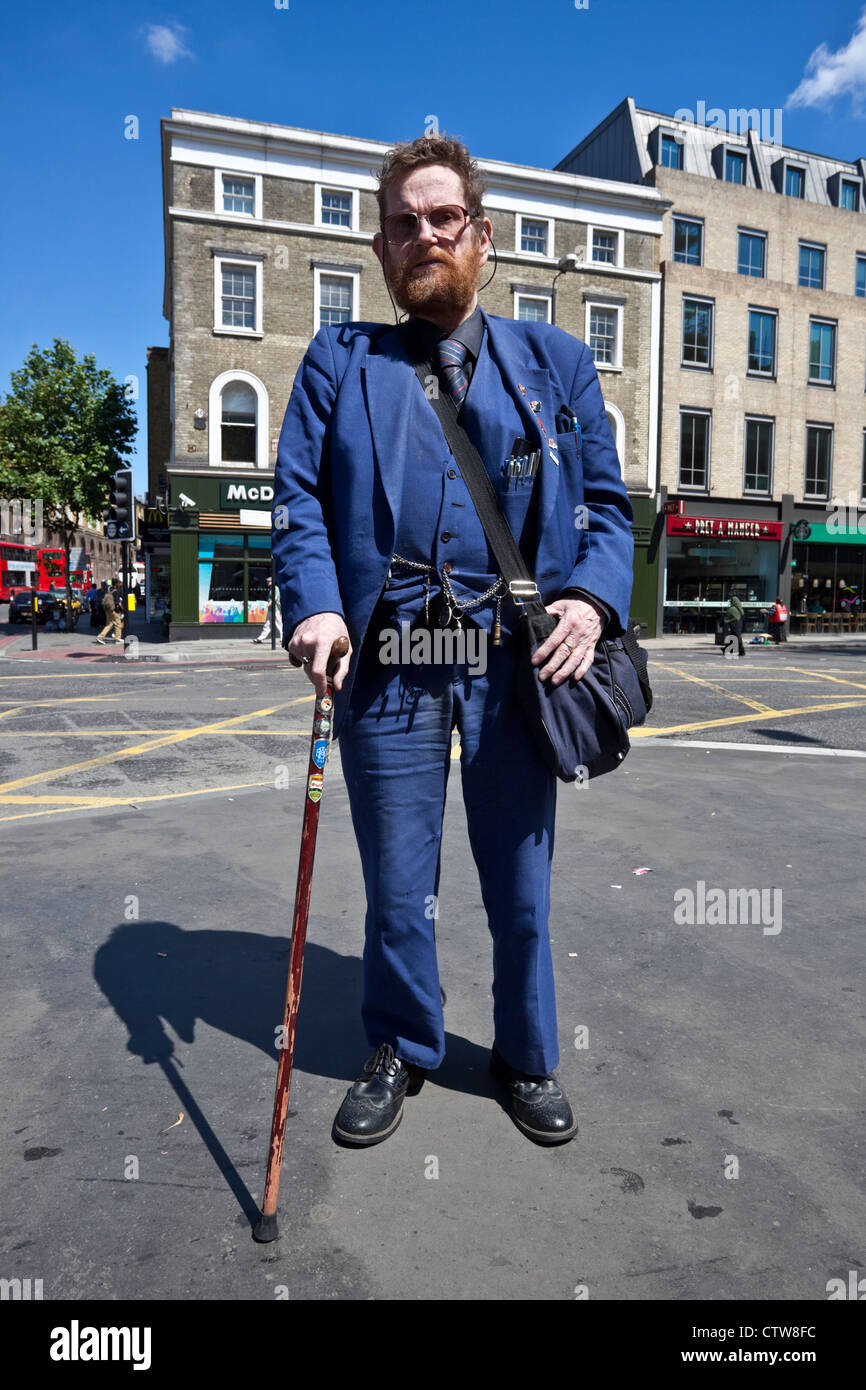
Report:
634,738,866,758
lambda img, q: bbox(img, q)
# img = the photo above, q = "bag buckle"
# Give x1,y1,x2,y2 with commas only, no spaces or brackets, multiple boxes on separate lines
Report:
507,580,540,609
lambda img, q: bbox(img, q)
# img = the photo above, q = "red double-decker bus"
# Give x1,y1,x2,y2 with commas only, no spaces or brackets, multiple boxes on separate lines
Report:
0,542,37,601
36,547,65,590
1,545,93,601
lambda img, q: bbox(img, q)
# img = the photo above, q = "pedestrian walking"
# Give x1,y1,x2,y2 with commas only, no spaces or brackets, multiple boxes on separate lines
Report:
94,580,123,644
722,593,745,657
272,133,634,1148
252,577,283,644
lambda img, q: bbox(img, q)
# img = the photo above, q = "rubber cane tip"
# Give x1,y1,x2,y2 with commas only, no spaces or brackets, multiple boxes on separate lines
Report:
252,1211,280,1243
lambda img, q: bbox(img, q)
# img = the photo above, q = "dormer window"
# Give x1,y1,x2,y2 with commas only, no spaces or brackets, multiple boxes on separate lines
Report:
661,134,683,169
785,165,805,198
725,150,746,184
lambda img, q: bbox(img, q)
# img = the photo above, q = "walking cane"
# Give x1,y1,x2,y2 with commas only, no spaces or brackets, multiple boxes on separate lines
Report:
253,635,350,1243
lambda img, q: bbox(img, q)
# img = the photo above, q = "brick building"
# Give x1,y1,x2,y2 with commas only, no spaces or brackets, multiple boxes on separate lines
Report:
557,98,866,635
152,108,668,639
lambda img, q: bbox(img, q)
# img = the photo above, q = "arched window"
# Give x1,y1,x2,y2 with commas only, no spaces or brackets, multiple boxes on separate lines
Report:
221,381,257,464
208,370,270,469
603,402,625,478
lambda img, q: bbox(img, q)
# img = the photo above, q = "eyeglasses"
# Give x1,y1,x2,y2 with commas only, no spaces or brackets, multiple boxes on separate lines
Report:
381,204,478,246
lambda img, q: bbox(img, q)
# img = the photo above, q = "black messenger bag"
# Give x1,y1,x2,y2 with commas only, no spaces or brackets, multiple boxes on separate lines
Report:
411,357,653,782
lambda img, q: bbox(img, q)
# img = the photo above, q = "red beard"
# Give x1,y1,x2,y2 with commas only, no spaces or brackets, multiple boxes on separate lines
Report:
385,239,484,316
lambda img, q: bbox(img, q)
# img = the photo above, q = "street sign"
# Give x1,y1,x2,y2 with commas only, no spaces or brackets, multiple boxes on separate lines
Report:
105,521,118,539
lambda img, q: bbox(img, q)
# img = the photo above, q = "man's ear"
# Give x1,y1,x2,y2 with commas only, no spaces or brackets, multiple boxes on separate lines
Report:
372,231,385,270
476,218,493,263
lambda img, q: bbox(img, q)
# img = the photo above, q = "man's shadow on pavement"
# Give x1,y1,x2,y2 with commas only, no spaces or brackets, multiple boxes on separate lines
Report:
93,921,496,1225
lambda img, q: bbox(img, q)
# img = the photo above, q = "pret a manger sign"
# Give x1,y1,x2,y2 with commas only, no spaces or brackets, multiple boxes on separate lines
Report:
666,516,783,541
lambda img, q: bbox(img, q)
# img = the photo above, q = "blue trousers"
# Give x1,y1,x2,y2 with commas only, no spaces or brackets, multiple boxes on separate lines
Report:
337,605,559,1075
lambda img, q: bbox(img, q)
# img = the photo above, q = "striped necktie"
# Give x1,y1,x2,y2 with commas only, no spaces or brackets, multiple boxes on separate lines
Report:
434,337,469,409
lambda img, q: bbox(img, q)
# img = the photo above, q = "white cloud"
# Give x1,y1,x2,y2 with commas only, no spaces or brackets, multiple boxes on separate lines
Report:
144,23,193,65
787,9,866,108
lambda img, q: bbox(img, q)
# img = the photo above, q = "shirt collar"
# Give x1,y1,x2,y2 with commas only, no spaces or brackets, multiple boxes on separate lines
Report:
403,303,485,363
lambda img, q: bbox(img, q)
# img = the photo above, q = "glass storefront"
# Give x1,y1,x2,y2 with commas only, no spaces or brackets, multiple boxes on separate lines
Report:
198,534,271,624
790,541,866,617
664,533,779,634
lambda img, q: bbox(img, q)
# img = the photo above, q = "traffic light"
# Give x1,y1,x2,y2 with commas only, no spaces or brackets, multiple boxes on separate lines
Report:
103,468,135,541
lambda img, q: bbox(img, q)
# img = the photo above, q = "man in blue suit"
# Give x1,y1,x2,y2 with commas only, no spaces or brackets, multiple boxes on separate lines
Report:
273,134,633,1147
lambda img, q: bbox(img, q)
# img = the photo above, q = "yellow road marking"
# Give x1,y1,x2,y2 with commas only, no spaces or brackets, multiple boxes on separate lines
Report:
0,728,310,737
783,666,866,693
0,795,135,804
646,676,831,684
0,695,314,794
0,694,119,709
0,777,287,822
0,671,188,680
632,696,866,738
651,661,775,713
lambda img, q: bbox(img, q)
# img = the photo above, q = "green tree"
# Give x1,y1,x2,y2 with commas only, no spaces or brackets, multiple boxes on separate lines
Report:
0,338,137,626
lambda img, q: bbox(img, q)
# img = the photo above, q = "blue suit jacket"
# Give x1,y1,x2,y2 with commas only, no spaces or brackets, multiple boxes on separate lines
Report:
272,307,634,738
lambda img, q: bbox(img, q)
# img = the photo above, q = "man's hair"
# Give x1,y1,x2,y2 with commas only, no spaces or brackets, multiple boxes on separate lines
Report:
375,133,487,240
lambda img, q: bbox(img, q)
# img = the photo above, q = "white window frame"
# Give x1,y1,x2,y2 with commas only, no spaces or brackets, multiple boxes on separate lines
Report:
511,293,553,322
315,184,359,233
214,169,262,221
511,291,553,323
671,215,704,267
207,369,270,471
603,401,625,477
587,225,623,268
742,415,775,496
313,267,359,334
213,253,263,337
515,214,554,258
584,299,623,371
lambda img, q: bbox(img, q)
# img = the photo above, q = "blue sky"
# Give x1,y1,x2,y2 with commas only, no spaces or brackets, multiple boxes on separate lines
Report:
2,0,866,494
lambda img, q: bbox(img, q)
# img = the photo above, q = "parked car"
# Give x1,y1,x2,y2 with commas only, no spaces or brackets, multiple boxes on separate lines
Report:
7,588,81,629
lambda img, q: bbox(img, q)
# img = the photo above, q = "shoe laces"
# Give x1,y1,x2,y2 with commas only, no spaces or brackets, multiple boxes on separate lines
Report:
368,1043,400,1078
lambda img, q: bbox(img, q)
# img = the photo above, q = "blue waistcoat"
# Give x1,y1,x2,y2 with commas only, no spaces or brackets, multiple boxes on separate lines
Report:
386,331,537,636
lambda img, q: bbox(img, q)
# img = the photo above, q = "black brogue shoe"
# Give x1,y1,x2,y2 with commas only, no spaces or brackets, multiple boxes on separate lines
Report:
333,1043,425,1146
490,1045,578,1145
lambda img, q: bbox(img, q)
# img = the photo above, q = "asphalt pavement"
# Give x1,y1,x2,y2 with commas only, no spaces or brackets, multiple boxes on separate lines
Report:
0,618,864,1304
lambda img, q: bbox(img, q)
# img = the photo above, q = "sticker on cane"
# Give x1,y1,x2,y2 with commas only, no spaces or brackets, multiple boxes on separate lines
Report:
307,773,324,803
312,738,328,768
319,696,333,713
314,717,330,736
